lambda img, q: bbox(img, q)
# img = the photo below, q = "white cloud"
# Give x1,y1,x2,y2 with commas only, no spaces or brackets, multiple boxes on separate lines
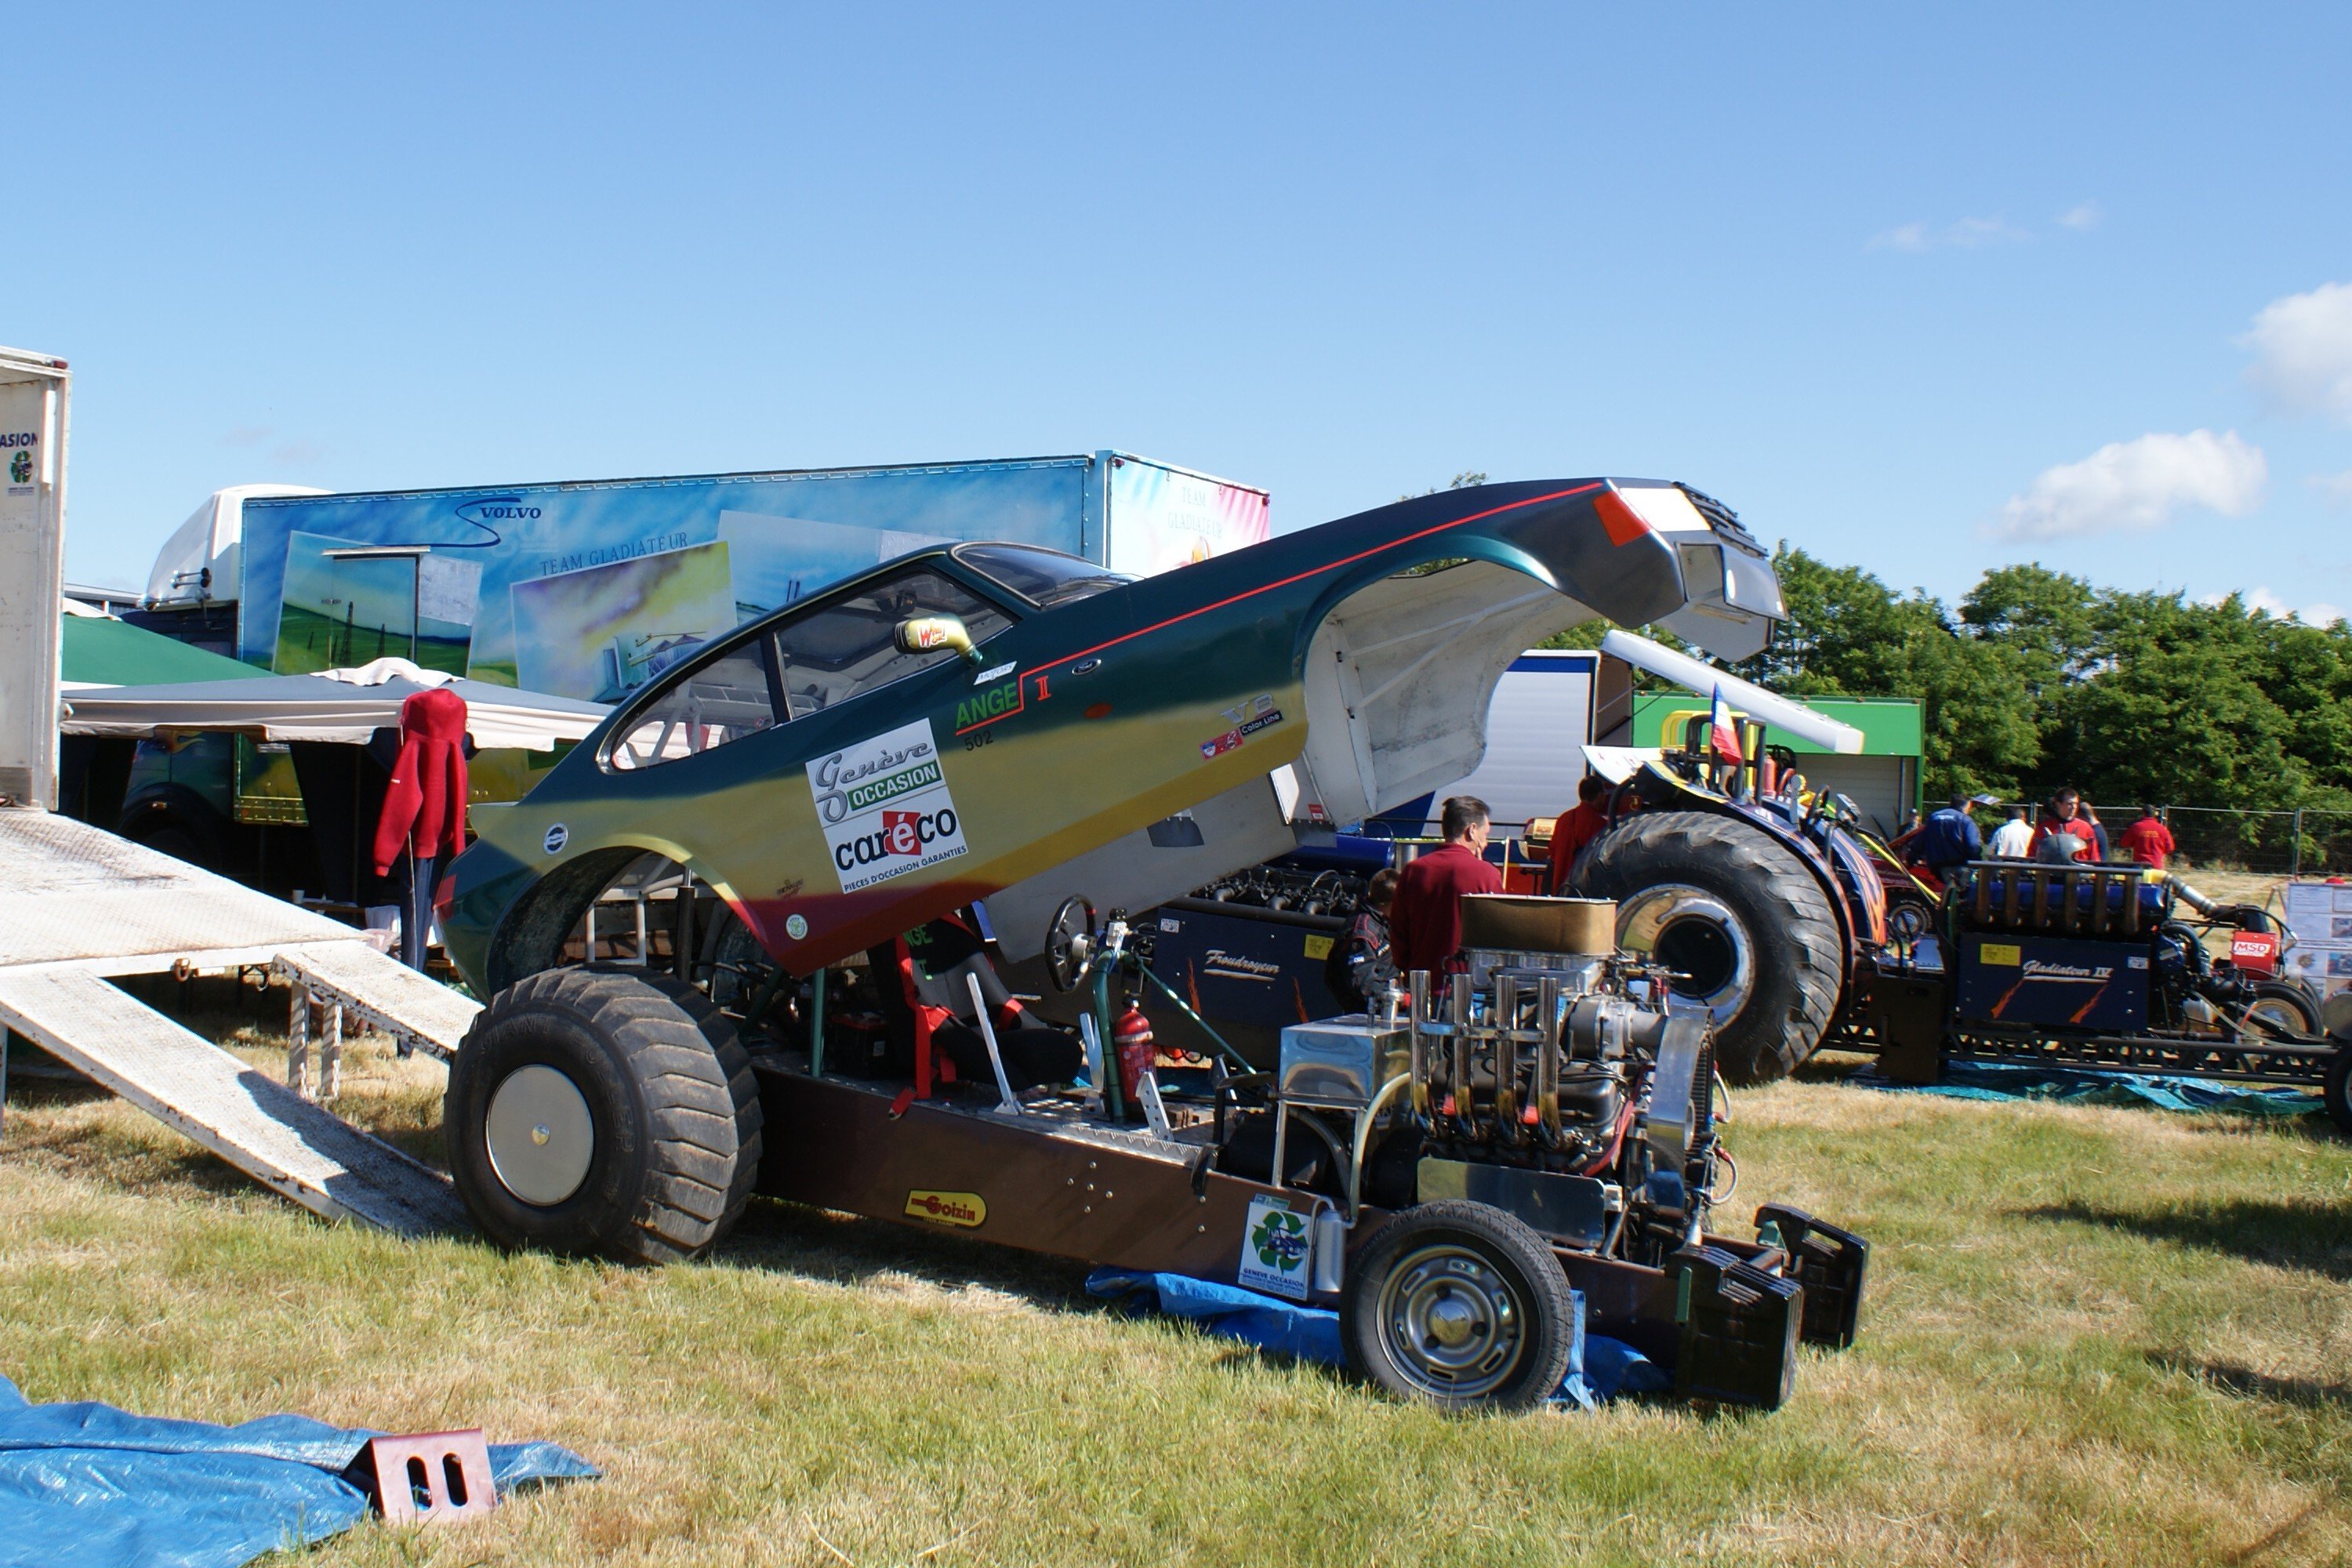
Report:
2204,586,2345,626
2057,201,2101,231
1867,215,2028,252
2242,280,2352,424
1991,430,2267,541
2313,469,2352,510
1946,215,2027,247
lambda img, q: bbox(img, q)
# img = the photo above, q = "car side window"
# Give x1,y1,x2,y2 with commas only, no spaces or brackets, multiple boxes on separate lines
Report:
604,639,781,771
772,568,1011,720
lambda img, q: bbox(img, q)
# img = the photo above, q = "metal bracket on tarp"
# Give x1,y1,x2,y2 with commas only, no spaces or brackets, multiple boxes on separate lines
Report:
358,1428,498,1525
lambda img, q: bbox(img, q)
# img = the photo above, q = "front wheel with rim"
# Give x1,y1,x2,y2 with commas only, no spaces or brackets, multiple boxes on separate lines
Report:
1341,1200,1578,1414
2241,978,2321,1038
445,966,764,1264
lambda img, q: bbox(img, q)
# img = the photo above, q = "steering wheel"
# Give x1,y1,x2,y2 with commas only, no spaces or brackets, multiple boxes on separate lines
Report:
1044,895,1097,993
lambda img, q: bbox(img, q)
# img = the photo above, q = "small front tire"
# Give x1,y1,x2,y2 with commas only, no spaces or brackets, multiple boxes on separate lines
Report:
1341,1200,1578,1414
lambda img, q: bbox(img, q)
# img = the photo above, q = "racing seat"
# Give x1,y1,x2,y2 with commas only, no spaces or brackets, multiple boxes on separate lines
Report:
867,913,1083,1098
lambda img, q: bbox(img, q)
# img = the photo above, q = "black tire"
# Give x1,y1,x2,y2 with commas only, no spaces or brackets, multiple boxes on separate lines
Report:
445,967,764,1264
1573,810,1845,1083
2326,1047,2352,1140
118,786,226,871
2243,979,2322,1038
1341,1200,1578,1414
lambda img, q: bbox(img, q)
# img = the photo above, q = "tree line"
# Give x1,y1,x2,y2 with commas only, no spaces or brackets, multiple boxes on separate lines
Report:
1543,546,2352,866
1740,550,2352,866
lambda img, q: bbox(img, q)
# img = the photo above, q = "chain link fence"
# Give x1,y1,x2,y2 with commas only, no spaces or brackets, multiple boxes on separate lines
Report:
2009,804,2352,875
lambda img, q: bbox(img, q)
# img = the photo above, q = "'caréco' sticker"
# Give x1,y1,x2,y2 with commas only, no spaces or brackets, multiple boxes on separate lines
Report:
543,823,568,855
805,718,969,892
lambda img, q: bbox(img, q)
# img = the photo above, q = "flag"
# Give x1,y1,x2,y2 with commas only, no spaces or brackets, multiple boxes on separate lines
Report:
1708,684,1742,764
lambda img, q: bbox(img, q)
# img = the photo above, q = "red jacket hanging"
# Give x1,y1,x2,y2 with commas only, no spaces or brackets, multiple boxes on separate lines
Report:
372,686,470,875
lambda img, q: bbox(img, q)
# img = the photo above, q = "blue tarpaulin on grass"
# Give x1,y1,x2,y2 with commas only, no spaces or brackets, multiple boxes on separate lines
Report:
1084,1268,1671,1407
1849,1059,2325,1117
0,1373,598,1568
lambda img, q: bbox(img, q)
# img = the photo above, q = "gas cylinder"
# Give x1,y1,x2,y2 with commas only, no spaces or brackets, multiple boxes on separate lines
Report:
1112,1003,1156,1109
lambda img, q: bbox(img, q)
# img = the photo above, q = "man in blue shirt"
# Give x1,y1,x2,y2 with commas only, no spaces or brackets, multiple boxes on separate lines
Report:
1905,794,1984,882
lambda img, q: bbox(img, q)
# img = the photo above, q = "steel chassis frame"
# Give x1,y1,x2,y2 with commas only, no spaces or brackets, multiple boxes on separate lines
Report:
742,1053,1804,1370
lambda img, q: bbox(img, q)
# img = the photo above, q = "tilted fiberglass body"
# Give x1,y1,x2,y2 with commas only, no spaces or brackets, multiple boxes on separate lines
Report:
440,479,1784,993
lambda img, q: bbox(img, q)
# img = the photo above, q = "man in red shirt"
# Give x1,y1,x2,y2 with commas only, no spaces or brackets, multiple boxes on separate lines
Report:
2028,787,2099,865
1547,775,1610,894
1388,796,1505,976
2114,804,2177,869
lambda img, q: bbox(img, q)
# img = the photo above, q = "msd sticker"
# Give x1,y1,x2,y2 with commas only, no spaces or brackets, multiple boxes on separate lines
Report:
807,718,969,892
2229,930,2281,975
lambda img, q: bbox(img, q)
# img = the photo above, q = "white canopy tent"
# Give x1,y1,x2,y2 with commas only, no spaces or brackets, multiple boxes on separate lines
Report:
60,658,608,751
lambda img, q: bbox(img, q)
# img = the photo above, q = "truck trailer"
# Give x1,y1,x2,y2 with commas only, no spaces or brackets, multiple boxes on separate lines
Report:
96,452,1267,903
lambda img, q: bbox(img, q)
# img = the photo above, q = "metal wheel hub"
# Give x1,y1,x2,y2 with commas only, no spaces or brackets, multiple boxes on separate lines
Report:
1379,1243,1526,1399
1617,884,1756,1025
2245,996,2310,1036
485,1064,596,1207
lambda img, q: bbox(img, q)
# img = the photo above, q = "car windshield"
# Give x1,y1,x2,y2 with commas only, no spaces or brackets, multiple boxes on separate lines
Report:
772,568,1010,719
954,543,1132,610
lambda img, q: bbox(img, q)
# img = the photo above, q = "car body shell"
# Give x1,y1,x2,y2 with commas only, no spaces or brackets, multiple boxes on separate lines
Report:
440,479,1784,995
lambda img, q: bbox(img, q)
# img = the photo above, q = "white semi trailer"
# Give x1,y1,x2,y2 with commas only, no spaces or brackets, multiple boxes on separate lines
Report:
0,347,71,810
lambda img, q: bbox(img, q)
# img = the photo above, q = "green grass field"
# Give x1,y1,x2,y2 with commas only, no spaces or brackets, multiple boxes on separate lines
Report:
5,985,2350,1567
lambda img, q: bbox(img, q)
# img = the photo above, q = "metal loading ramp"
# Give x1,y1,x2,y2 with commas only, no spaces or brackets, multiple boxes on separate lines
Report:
0,810,476,1236
0,968,470,1233
0,808,362,974
272,941,481,1062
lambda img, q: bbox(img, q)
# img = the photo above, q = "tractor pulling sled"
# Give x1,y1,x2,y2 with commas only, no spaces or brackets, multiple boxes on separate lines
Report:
433,478,1867,1413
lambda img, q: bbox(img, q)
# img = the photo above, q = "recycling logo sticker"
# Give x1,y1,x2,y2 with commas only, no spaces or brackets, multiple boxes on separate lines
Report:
8,450,29,485
1236,1194,1312,1301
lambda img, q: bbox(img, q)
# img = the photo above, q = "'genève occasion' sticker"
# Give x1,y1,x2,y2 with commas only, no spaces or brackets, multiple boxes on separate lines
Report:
805,719,968,893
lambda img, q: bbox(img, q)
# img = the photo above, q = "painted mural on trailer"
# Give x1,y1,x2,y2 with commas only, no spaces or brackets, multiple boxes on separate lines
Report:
237,456,1269,703
1104,458,1270,578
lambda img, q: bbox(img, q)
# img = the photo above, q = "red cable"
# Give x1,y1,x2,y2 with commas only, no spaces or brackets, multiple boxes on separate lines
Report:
1581,1079,1641,1177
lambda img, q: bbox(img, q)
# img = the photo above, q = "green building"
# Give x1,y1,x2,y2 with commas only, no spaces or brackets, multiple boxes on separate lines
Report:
1627,692,1924,834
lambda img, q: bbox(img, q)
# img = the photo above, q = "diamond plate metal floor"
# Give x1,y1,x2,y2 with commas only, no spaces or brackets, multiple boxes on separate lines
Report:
0,967,470,1234
0,811,476,1235
0,809,357,974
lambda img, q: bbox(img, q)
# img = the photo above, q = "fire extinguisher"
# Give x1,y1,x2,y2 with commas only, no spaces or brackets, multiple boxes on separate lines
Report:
1112,1001,1156,1115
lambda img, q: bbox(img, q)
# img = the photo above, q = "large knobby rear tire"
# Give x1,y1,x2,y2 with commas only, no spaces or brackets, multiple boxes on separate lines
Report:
446,967,764,1264
1341,1200,1579,1414
1573,810,1845,1083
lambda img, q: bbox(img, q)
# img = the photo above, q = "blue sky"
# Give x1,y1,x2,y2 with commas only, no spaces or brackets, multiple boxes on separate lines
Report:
16,5,2352,620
